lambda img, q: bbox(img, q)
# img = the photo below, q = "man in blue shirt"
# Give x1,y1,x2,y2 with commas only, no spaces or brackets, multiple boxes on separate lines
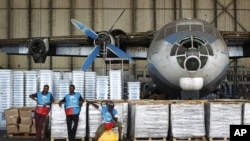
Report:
59,84,84,141
89,101,122,141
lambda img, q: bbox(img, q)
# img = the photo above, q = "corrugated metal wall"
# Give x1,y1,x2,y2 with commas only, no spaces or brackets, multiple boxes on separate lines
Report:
0,0,250,70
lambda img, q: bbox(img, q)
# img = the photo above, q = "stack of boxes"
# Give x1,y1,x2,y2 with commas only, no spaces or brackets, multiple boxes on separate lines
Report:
18,108,33,133
4,107,48,136
5,108,19,134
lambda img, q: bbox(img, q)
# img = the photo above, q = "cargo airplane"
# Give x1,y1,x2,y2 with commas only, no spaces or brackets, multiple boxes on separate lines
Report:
0,16,250,99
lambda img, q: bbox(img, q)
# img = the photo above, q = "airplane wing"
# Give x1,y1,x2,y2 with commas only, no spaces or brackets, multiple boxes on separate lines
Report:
221,31,250,58
0,31,153,63
0,30,249,63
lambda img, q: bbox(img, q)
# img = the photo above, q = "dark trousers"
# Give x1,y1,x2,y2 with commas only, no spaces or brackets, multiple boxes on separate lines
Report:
66,114,79,140
34,112,46,141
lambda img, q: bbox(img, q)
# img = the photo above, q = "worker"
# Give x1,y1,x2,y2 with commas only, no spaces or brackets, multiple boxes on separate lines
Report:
30,84,54,141
88,100,122,141
59,84,84,141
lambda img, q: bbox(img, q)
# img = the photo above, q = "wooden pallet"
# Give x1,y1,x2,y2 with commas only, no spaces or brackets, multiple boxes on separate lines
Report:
172,137,207,141
50,137,85,141
133,137,167,141
208,137,229,141
8,133,44,138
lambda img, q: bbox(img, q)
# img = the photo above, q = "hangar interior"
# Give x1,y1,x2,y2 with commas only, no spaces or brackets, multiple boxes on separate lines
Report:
1,0,250,141
1,0,250,99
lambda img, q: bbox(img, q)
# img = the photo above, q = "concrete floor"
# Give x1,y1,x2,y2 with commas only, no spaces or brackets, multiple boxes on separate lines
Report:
0,130,50,141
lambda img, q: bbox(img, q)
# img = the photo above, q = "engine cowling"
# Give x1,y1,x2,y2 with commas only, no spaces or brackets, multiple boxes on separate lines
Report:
28,38,49,63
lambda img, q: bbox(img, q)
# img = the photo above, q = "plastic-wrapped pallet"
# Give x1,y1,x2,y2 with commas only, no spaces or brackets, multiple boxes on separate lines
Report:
85,72,96,101
24,71,38,107
57,79,71,101
129,101,169,138
109,70,122,100
53,72,63,100
243,102,250,125
88,101,128,138
96,76,109,100
170,101,205,138
88,103,102,138
39,70,53,93
0,112,6,130
13,71,25,107
51,103,86,138
205,102,242,138
0,70,13,112
72,71,85,98
127,82,140,100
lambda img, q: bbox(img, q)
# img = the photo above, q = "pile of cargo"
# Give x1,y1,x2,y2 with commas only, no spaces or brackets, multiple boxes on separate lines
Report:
2,100,250,140
4,107,48,136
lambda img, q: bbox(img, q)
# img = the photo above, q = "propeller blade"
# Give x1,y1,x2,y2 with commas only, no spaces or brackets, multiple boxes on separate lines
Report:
107,43,134,63
71,19,98,39
81,45,101,71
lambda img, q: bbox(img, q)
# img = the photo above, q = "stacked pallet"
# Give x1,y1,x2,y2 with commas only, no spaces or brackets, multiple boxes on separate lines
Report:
88,101,128,138
4,107,47,138
170,100,206,140
50,103,86,140
5,108,19,134
205,101,242,140
243,102,250,125
129,100,169,140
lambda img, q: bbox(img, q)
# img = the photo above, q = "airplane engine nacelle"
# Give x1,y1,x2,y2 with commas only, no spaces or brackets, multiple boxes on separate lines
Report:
28,38,49,63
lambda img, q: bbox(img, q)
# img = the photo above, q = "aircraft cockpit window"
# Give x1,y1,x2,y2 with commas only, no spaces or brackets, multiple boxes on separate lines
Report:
206,44,214,55
190,25,203,32
177,25,190,32
172,35,213,71
165,26,176,36
177,46,187,55
170,44,179,56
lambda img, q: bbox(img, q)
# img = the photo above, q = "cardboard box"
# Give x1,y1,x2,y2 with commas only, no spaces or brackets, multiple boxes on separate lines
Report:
18,124,31,133
7,125,19,134
21,117,32,125
4,108,19,118
19,108,32,118
6,117,19,125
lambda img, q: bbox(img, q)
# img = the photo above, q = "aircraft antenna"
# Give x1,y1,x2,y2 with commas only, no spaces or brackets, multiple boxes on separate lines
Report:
204,14,208,22
108,9,125,34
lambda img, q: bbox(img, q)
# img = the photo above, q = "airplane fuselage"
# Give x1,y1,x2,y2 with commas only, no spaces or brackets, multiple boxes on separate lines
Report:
147,18,229,98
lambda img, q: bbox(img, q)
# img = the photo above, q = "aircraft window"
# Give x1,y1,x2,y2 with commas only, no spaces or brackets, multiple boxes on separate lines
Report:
177,56,185,68
165,26,176,35
170,44,179,56
206,44,214,55
204,26,216,37
174,35,213,70
191,25,203,32
155,30,165,41
200,56,208,68
177,25,190,32
199,46,208,55
177,46,187,55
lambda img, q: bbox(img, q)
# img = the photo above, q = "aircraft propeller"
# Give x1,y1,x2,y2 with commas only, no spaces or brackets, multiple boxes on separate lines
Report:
71,9,134,71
